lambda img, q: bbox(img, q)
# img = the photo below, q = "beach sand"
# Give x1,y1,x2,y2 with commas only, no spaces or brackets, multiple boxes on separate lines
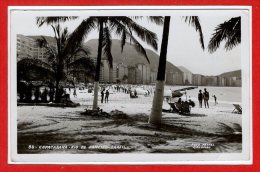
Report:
17,86,242,153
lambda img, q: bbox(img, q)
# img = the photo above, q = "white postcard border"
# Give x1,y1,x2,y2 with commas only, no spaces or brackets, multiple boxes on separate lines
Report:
8,6,252,164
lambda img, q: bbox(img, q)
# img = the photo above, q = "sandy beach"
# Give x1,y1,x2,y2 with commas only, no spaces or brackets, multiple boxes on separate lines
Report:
17,86,242,153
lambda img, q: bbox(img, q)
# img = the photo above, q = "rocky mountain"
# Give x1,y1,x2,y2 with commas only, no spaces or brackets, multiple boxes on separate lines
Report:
27,36,182,74
84,39,182,73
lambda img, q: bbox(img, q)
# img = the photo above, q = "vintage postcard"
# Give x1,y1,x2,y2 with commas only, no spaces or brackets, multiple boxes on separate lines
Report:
8,6,252,164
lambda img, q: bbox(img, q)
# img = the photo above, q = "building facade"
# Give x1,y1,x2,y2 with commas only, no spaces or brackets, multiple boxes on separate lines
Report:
192,74,202,86
178,66,193,85
17,34,55,62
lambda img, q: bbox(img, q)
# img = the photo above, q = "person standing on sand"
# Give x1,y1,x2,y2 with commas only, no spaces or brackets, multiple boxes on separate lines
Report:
198,90,203,108
101,89,105,103
73,88,77,98
105,90,110,103
203,88,209,108
213,95,218,105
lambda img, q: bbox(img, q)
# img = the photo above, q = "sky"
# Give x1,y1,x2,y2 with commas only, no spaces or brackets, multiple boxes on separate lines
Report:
11,8,246,76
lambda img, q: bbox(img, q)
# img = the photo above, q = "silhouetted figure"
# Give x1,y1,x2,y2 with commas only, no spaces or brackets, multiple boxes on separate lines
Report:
105,90,109,103
18,82,26,102
41,88,48,103
34,86,40,102
25,83,33,102
203,88,209,108
73,88,77,97
134,89,137,97
101,89,105,103
55,86,64,103
213,95,218,105
198,90,203,108
49,87,54,102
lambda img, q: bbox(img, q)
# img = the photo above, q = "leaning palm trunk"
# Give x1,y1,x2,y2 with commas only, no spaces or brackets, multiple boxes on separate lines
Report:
92,20,104,110
149,16,171,125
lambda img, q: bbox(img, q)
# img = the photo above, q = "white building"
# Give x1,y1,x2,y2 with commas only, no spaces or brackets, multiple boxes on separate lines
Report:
178,66,193,85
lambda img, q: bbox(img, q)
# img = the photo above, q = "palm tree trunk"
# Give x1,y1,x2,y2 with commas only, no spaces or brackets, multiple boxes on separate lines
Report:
149,16,171,125
93,19,104,110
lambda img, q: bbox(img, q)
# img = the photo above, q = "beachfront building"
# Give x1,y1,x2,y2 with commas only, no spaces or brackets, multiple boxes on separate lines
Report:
17,34,59,63
150,71,157,84
205,76,218,86
17,34,54,62
113,63,128,83
85,39,184,85
217,76,226,86
192,74,203,86
232,76,242,87
178,66,193,85
201,76,207,86
99,59,111,83
166,70,183,85
17,34,34,60
127,64,151,84
224,76,242,87
172,71,184,85
226,77,233,86
217,76,224,86
135,63,151,84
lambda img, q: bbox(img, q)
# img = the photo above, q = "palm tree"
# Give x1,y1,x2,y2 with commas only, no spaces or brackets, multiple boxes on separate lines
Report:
149,16,205,125
64,16,163,110
22,18,96,102
208,17,241,53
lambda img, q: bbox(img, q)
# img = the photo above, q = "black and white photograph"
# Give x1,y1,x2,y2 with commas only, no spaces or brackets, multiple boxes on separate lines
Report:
9,6,252,164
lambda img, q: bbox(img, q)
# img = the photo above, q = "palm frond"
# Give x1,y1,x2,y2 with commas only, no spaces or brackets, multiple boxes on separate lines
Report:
184,16,205,50
130,16,164,25
120,29,126,53
147,16,164,25
112,17,158,51
208,17,241,53
102,26,113,68
36,36,48,48
17,58,55,81
109,18,150,63
36,36,57,57
68,57,95,71
64,17,97,56
17,58,54,72
36,16,78,27
73,46,91,57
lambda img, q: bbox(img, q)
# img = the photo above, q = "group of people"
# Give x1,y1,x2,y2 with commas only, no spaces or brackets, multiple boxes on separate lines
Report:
101,89,110,103
114,85,129,93
198,88,218,108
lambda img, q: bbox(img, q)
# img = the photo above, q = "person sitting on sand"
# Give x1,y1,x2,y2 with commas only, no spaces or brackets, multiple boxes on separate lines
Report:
134,89,137,97
203,88,209,108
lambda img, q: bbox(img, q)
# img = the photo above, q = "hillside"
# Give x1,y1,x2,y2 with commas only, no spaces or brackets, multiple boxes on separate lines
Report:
27,35,56,44
219,70,241,78
84,39,182,73
26,36,182,74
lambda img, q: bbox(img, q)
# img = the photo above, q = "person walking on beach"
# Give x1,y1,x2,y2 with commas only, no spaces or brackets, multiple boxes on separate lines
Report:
198,90,203,108
73,88,77,98
101,89,105,103
105,90,110,103
213,95,218,105
203,88,209,108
